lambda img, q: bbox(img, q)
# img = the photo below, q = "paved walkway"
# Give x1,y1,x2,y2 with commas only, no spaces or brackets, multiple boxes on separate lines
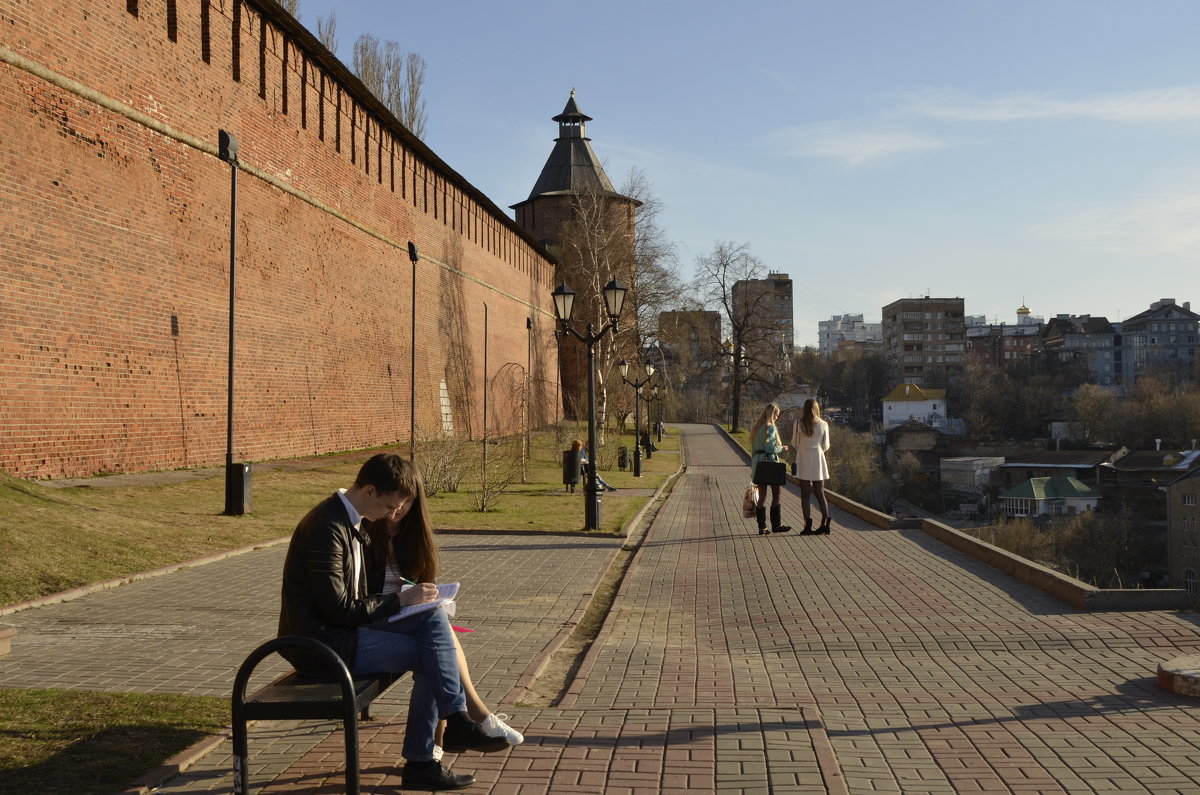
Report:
3,423,1200,793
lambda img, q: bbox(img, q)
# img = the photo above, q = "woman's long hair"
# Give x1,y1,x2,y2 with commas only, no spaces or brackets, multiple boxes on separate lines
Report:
800,398,822,437
363,458,439,582
749,402,781,447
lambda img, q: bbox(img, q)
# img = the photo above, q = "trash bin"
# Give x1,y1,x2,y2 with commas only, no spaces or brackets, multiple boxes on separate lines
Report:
617,446,631,471
562,449,582,491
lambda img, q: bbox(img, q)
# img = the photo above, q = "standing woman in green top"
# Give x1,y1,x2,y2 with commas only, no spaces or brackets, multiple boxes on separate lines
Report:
749,402,791,534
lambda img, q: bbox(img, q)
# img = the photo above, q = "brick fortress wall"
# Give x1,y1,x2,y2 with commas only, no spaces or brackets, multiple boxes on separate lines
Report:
0,0,558,478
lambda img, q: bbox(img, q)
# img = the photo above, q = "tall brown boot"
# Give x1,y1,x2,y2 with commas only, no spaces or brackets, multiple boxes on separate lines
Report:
755,506,767,535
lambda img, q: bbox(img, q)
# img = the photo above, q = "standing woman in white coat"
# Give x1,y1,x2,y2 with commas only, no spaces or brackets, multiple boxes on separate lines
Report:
791,398,832,534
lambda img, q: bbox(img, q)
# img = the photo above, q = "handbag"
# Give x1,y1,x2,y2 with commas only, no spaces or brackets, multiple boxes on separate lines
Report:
742,484,759,518
752,460,787,486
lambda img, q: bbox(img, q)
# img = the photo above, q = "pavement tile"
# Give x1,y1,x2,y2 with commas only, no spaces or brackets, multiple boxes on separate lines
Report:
4,424,1200,792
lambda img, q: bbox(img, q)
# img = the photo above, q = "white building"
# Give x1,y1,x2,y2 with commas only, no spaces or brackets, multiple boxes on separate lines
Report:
818,313,882,357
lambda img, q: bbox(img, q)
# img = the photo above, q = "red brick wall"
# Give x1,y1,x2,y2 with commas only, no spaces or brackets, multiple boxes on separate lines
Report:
0,0,558,478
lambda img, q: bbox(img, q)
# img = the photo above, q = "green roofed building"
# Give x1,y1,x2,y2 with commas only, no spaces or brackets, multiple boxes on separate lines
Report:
1001,476,1099,519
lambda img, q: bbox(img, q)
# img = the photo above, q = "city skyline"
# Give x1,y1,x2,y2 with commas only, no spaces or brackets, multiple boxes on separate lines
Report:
295,0,1200,346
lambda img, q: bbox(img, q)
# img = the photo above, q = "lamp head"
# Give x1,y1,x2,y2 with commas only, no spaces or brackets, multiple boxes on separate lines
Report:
602,278,628,321
551,283,576,323
619,359,630,379
645,362,655,378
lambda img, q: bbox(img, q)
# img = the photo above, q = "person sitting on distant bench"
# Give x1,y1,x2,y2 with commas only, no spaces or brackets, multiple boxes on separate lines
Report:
278,453,510,791
572,438,617,491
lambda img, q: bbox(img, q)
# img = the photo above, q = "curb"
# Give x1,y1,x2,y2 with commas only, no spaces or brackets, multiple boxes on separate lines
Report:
501,440,685,706
0,537,292,618
118,730,231,795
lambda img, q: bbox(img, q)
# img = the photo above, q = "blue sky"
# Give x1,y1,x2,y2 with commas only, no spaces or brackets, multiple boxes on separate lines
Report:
295,0,1200,346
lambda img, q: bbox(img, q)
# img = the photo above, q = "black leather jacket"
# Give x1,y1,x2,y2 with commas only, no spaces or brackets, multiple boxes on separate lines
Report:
277,494,401,677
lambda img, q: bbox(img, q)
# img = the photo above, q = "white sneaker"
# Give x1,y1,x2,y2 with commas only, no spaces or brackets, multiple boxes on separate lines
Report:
480,712,524,745
432,744,443,762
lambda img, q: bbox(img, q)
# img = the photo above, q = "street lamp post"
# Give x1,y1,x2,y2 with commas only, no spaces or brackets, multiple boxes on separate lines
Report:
552,278,628,530
219,129,250,515
619,359,655,476
646,384,663,445
652,341,667,441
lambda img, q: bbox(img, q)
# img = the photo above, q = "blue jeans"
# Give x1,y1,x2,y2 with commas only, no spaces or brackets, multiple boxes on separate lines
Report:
354,608,466,761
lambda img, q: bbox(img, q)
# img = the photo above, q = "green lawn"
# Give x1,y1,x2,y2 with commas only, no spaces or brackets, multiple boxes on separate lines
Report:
0,423,680,791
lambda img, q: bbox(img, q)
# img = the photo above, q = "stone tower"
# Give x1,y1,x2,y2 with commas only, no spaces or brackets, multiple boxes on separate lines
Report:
513,92,640,418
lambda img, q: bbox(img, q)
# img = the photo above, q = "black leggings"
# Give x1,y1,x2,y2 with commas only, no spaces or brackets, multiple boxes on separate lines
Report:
756,483,781,508
799,480,829,520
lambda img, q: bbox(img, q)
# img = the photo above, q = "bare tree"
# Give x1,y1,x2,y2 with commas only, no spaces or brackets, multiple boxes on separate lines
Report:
316,11,338,54
352,34,428,138
691,242,784,432
279,0,298,15
553,184,638,446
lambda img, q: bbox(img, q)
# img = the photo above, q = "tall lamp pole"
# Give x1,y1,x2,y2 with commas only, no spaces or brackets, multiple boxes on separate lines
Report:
647,384,663,446
652,341,667,441
552,279,627,530
219,129,249,515
619,359,655,476
408,242,419,461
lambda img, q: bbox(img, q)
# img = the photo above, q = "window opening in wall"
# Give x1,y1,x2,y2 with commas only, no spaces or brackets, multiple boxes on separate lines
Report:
440,380,455,436
318,74,325,140
201,0,211,62
281,41,289,114
166,0,177,40
258,16,267,99
171,315,180,336
350,106,356,163
127,0,138,17
232,0,242,83
1186,569,1197,597
300,58,307,127
335,89,342,152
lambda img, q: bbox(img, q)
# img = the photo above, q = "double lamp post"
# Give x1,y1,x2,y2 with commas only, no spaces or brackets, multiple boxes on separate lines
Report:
619,359,655,476
551,278,628,531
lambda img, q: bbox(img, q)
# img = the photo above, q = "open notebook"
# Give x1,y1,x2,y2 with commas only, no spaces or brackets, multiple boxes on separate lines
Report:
388,582,460,622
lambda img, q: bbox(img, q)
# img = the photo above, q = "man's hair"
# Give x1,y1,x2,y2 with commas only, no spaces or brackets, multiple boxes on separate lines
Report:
354,453,407,493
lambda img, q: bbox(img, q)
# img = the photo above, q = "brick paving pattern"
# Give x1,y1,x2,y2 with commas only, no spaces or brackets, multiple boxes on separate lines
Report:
3,424,1200,792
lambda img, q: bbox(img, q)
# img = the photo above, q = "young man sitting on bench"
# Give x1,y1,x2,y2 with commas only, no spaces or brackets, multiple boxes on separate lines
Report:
278,453,509,791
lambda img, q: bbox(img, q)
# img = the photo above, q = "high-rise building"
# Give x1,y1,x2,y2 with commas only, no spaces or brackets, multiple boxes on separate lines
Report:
1120,298,1199,383
881,296,967,386
818,313,882,356
732,272,794,366
966,305,1045,370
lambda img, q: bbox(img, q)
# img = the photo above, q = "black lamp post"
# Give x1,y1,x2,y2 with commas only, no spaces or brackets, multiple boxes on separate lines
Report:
619,359,654,476
219,129,250,515
552,278,627,530
646,384,663,446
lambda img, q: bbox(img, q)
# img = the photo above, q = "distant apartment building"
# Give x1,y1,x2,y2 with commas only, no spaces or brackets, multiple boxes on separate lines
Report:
1040,314,1122,385
966,305,1044,369
817,313,882,356
1120,298,1199,383
1168,469,1200,596
732,272,794,377
657,310,724,422
881,296,966,385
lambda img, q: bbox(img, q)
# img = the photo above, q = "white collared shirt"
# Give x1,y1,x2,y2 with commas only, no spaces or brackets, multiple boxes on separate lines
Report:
336,489,364,598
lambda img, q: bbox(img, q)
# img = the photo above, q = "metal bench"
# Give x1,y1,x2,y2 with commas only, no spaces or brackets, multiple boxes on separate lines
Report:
231,636,403,795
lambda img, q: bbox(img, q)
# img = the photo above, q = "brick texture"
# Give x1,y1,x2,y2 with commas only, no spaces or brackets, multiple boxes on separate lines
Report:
0,0,558,478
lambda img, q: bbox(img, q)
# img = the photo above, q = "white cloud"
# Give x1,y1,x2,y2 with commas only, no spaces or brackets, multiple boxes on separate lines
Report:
762,123,944,166
900,87,1200,123
1031,186,1200,256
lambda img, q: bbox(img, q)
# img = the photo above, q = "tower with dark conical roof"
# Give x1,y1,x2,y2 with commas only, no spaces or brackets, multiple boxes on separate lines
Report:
513,92,640,418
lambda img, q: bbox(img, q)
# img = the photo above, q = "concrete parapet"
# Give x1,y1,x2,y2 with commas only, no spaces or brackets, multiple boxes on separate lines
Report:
0,626,15,656
919,516,1190,611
